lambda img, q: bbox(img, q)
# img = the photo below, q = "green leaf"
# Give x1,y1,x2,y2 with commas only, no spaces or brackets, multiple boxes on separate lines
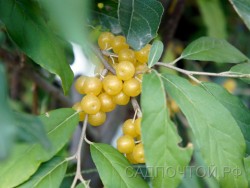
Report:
148,40,164,68
161,74,248,187
244,157,250,185
18,157,67,188
0,108,78,188
14,113,50,149
118,0,164,50
92,11,122,34
90,143,148,188
202,82,250,155
40,0,90,49
197,0,227,38
230,63,250,84
0,64,16,159
141,70,193,187
181,37,248,63
0,0,73,94
229,0,250,31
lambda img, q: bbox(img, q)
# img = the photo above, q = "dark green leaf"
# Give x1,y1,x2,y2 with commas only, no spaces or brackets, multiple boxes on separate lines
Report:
197,0,227,38
229,0,250,31
18,157,67,188
118,0,164,50
141,70,193,187
230,63,250,84
181,37,248,63
162,74,248,187
90,143,148,188
0,64,16,159
0,108,78,188
92,11,121,34
148,40,164,68
244,157,250,185
202,82,250,155
14,113,50,149
0,0,73,94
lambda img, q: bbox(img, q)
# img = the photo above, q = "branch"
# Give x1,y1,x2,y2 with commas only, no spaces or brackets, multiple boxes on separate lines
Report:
131,98,142,118
70,114,90,188
91,47,116,74
155,62,250,79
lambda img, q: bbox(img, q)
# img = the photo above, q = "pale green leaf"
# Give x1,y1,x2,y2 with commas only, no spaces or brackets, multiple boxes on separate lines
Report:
162,74,247,187
90,143,148,188
118,0,164,50
148,40,164,68
229,0,250,31
181,37,248,63
230,62,250,84
0,109,78,188
14,113,50,149
18,157,67,188
0,0,73,94
197,0,227,38
141,70,193,187
202,82,250,155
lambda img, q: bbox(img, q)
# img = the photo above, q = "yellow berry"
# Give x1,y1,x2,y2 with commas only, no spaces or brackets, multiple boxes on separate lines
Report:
223,79,237,93
102,75,123,95
113,91,130,105
117,135,135,154
98,32,114,50
81,94,101,114
132,143,145,163
75,76,87,94
123,78,142,97
111,36,129,54
98,93,116,112
88,111,106,126
84,77,102,96
135,44,151,64
118,49,136,64
134,117,142,135
116,61,135,81
122,119,138,138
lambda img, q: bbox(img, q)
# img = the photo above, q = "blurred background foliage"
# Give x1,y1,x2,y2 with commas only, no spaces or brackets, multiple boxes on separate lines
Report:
0,0,250,187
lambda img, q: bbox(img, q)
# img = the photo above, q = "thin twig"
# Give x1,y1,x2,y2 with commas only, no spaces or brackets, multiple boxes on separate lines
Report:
155,62,250,79
70,115,90,188
91,47,116,74
131,98,142,118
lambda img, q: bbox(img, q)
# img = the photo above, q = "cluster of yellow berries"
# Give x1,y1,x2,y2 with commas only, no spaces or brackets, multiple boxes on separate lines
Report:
72,32,151,127
117,117,145,164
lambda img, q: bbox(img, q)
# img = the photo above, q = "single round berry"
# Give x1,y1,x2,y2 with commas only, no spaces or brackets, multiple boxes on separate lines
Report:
81,94,101,115
116,61,135,81
132,143,145,163
117,135,135,154
72,102,85,121
134,117,142,135
84,77,102,96
118,49,136,64
88,111,106,126
102,75,123,95
123,78,142,97
122,119,137,137
98,93,116,112
98,32,114,50
111,36,129,54
126,153,138,164
170,100,180,114
135,44,151,64
113,91,130,105
75,76,87,94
